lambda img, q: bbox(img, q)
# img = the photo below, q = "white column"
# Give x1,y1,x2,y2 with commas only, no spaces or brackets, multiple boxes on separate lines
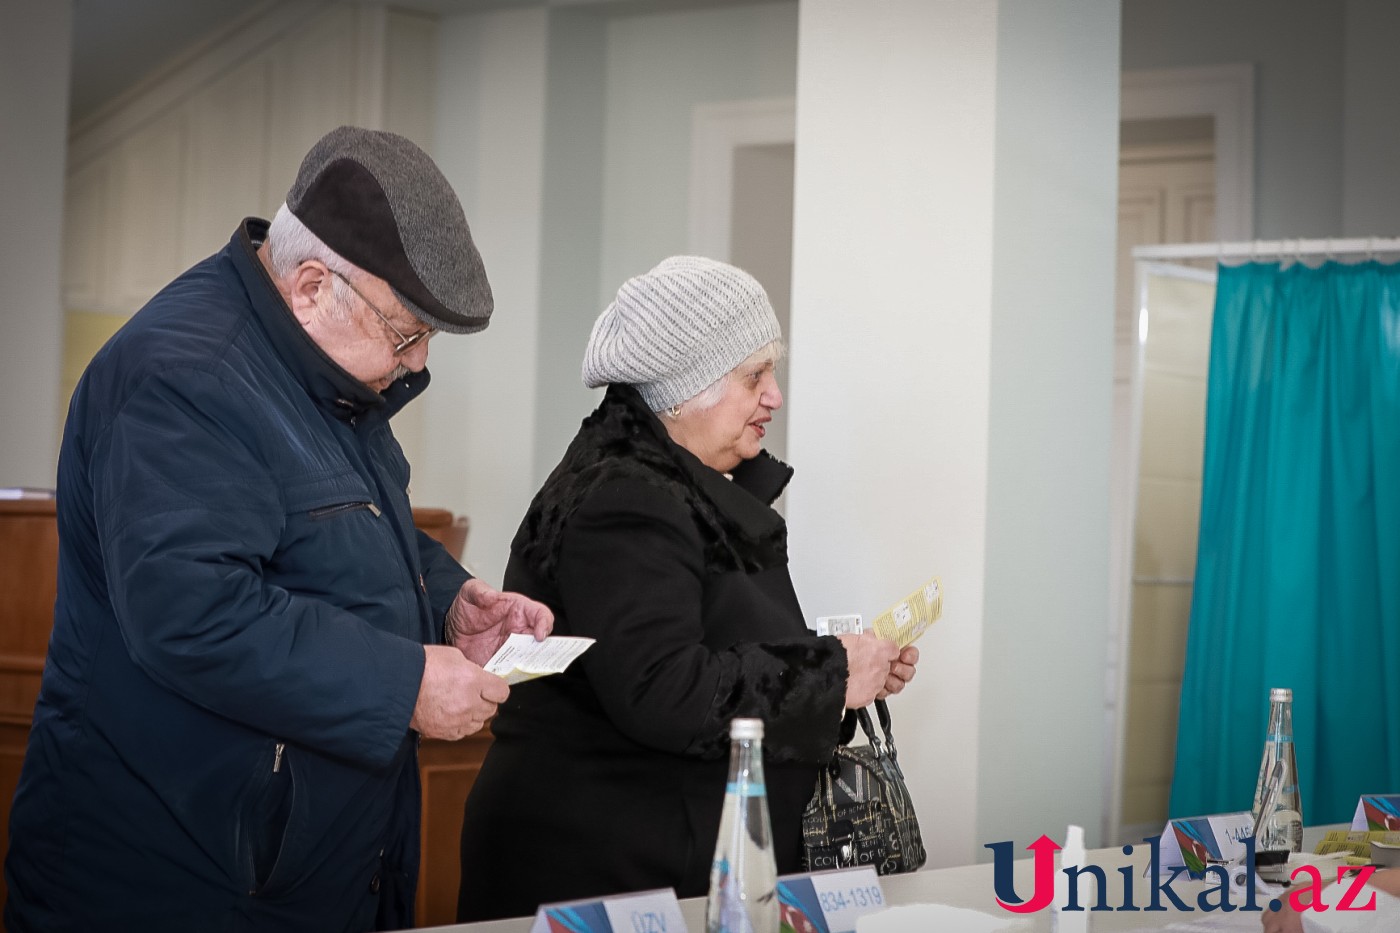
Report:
0,0,73,487
787,0,1118,864
978,0,1120,853
423,8,547,582
787,0,999,867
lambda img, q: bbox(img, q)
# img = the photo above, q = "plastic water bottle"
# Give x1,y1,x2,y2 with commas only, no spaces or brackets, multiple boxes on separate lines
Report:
1051,824,1092,933
706,718,777,933
1250,688,1303,852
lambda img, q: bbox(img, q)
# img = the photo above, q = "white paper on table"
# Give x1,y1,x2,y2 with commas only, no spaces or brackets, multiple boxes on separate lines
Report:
484,633,595,685
855,903,1029,933
1158,915,1268,932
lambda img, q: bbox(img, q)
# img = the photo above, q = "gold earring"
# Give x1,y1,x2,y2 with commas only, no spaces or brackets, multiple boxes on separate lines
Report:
666,405,681,418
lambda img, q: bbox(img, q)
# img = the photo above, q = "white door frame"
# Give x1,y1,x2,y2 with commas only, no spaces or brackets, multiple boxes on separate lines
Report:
1105,64,1254,846
1120,64,1254,242
688,97,796,259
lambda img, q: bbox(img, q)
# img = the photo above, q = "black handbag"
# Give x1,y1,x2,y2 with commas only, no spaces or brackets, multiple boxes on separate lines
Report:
801,698,926,875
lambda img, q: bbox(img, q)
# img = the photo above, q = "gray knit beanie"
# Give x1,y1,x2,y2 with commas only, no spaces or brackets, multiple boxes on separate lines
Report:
582,256,781,411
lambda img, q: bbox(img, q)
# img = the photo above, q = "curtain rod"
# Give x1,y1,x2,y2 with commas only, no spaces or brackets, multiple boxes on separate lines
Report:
1133,236,1400,261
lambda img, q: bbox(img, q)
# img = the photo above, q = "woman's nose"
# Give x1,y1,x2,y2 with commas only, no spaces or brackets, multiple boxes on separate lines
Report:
762,374,783,410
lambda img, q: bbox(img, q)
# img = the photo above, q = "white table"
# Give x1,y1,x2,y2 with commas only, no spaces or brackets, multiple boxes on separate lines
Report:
424,826,1343,933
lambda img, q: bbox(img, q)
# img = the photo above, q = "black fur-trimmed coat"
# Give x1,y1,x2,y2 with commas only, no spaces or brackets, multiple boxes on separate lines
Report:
457,383,848,922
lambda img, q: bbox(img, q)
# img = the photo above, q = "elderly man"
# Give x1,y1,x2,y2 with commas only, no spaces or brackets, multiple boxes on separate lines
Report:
4,126,551,932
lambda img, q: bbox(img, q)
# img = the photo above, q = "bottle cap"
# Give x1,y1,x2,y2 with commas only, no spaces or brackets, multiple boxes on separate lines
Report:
1270,688,1292,702
730,718,764,740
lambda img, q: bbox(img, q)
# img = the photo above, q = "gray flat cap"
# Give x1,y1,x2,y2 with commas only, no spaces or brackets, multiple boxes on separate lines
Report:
286,125,492,334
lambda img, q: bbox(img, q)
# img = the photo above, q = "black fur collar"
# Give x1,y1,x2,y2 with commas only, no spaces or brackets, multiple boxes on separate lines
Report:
512,384,794,582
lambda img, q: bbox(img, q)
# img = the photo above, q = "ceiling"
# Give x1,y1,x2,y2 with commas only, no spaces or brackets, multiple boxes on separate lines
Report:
69,0,767,126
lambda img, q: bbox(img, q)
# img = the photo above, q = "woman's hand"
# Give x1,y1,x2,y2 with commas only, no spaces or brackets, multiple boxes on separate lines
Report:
878,645,919,699
838,633,899,708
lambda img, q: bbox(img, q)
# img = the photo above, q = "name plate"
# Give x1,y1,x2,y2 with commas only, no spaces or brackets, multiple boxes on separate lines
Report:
1157,812,1254,875
530,889,686,933
1351,794,1400,831
776,866,885,933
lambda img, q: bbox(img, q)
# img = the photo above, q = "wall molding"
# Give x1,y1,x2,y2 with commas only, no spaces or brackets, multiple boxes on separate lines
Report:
68,0,328,170
688,96,795,260
1121,64,1255,241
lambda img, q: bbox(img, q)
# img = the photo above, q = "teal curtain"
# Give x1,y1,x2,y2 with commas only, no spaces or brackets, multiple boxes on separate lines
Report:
1169,260,1400,825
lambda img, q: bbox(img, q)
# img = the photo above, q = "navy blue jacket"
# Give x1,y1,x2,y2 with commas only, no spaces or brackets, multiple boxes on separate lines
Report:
5,220,469,932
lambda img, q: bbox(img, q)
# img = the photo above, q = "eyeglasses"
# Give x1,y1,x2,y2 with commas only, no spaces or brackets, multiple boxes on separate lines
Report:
328,269,437,355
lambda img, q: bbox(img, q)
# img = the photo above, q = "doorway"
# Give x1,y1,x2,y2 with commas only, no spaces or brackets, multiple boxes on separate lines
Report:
1110,119,1218,845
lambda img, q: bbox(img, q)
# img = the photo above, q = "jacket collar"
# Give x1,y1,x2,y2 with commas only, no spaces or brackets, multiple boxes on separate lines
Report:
606,384,793,540
230,218,429,422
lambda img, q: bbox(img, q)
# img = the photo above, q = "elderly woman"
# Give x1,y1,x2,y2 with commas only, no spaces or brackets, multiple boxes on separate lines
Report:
456,256,917,921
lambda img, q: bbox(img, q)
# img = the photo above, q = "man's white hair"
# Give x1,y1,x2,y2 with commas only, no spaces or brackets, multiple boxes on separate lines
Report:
266,203,358,315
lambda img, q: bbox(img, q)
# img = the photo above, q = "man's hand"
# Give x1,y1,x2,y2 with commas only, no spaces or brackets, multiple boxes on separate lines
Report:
444,578,554,667
1260,900,1303,933
410,645,510,740
878,645,919,699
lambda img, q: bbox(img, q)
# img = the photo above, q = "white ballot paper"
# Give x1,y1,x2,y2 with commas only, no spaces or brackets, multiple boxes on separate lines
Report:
484,633,595,685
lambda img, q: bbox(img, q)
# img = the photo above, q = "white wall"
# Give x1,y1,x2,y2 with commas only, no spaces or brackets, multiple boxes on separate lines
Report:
518,1,802,562
532,7,608,491
788,0,1119,866
1341,1,1400,236
1121,0,1345,239
977,0,1119,851
599,2,798,304
526,1,802,496
425,8,547,583
787,0,1001,868
0,0,72,488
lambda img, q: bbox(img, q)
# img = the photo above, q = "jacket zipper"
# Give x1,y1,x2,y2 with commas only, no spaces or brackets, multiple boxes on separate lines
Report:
308,501,381,520
272,742,285,773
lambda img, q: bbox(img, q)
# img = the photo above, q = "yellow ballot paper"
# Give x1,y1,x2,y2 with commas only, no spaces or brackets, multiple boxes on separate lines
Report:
484,633,595,685
870,576,943,649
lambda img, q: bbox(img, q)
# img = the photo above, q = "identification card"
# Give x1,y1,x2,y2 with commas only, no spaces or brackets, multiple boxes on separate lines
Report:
776,867,885,933
529,889,686,933
815,614,864,636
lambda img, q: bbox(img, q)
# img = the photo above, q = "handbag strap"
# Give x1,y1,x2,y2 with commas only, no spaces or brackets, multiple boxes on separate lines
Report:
874,698,900,763
833,699,904,774
854,706,883,755
838,700,900,751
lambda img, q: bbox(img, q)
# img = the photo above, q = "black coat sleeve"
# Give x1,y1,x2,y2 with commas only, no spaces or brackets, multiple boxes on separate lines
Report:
554,477,845,763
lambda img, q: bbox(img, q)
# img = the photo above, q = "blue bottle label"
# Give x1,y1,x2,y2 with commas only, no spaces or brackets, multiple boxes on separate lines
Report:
726,782,767,797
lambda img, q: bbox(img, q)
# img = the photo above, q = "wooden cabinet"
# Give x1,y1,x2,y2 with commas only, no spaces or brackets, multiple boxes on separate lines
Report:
418,734,491,926
0,502,486,927
0,500,60,910
411,506,484,927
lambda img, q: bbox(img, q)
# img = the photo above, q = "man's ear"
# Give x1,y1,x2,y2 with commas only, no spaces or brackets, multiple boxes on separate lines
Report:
286,260,330,326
